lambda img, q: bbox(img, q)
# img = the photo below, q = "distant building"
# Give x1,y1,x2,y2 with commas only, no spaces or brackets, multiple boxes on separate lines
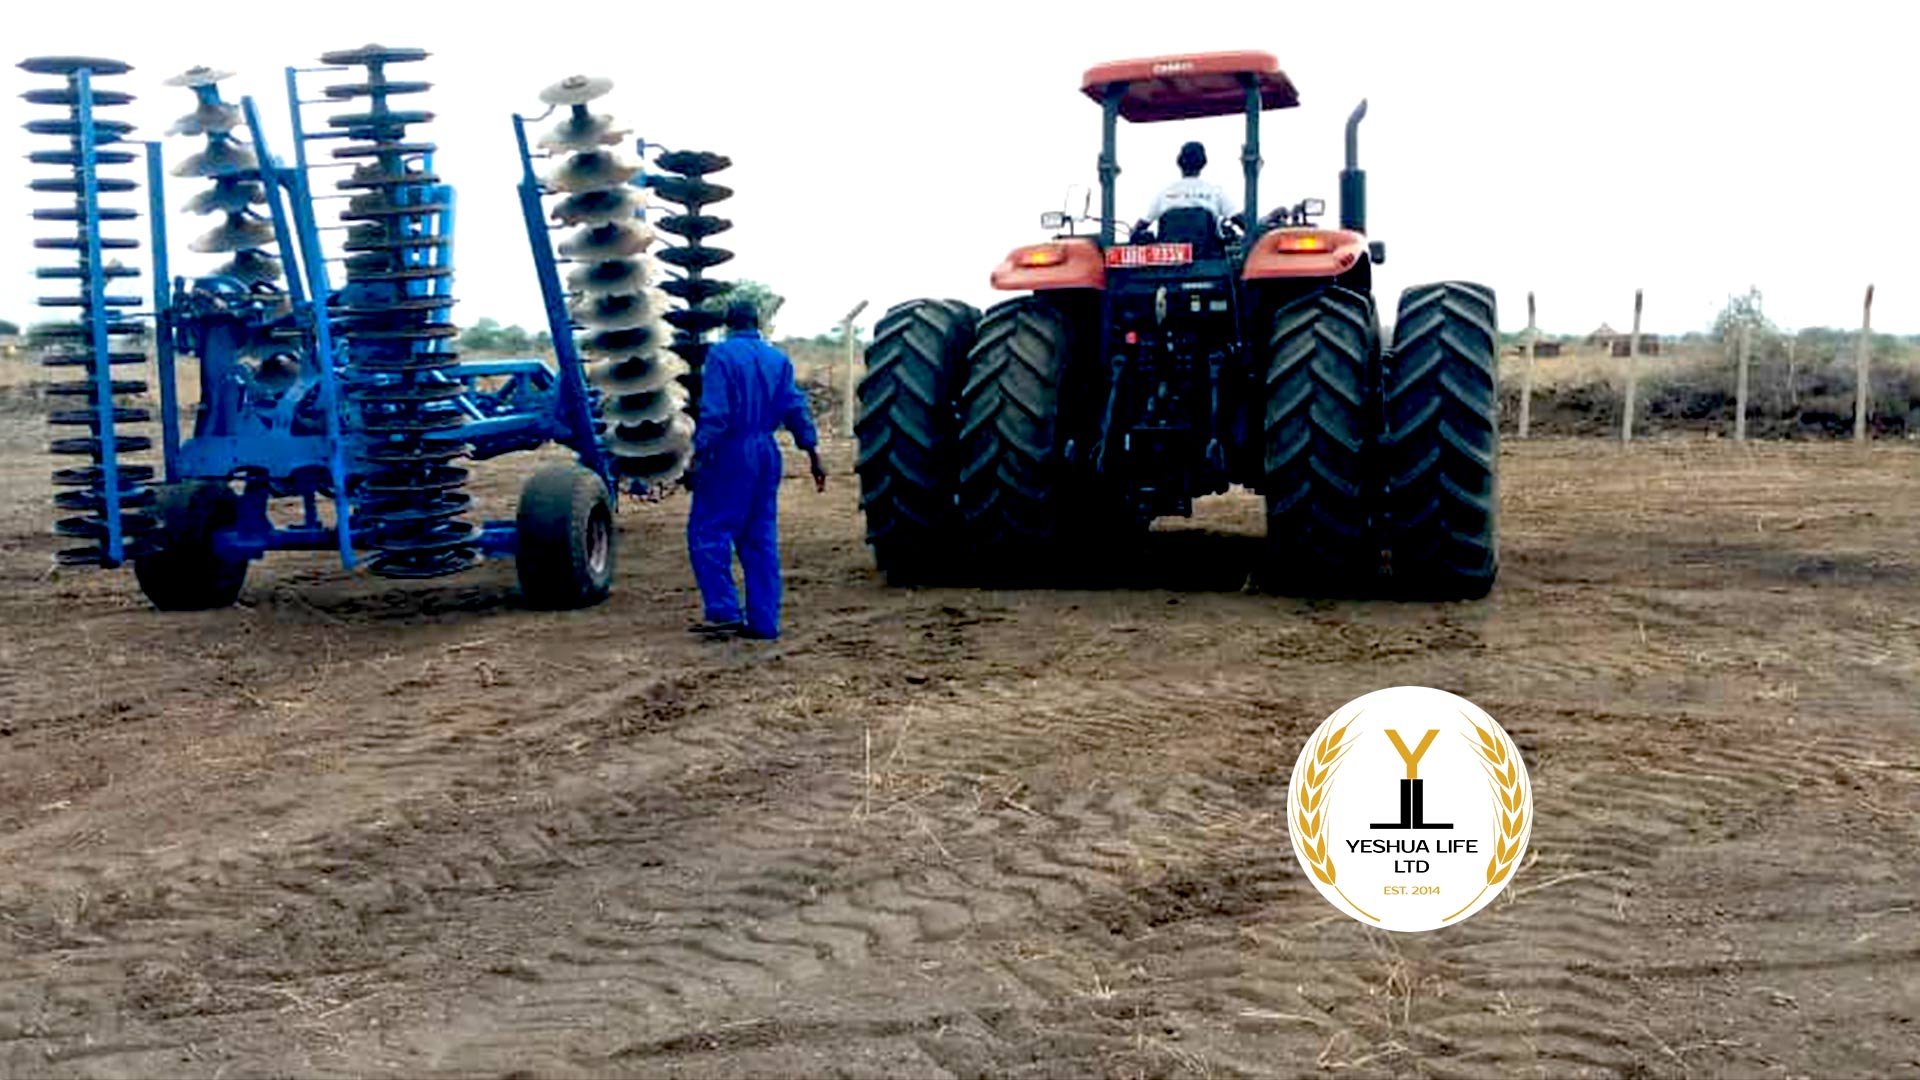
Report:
1610,334,1661,357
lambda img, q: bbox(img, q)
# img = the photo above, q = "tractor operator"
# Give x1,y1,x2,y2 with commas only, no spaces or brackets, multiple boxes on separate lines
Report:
685,300,828,641
1132,140,1240,240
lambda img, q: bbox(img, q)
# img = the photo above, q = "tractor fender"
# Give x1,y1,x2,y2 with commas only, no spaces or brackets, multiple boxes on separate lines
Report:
1241,227,1370,281
990,237,1107,292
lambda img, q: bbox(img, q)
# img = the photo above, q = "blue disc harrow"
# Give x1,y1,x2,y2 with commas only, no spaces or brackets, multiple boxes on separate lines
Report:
17,48,631,610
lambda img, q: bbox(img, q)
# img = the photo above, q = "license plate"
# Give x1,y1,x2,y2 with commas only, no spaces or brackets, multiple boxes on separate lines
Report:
1105,243,1193,268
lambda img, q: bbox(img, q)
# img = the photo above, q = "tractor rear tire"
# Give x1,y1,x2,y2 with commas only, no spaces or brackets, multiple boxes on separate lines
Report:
854,298,980,584
955,297,1071,570
1381,282,1500,599
1260,286,1379,594
134,481,249,611
517,463,616,610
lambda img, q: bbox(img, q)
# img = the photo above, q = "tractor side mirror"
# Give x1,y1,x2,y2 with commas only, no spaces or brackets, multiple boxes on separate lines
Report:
1040,211,1071,230
1369,240,1387,265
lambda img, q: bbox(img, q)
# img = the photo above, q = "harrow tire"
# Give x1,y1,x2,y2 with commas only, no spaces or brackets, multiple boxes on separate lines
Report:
133,481,249,611
1381,281,1500,599
1260,286,1380,594
855,298,980,584
517,463,616,610
955,297,1071,569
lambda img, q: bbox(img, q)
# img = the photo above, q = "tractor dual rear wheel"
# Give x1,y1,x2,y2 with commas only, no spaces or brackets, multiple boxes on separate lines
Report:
854,298,980,584
955,297,1072,574
1381,281,1500,599
517,463,616,610
1260,286,1380,594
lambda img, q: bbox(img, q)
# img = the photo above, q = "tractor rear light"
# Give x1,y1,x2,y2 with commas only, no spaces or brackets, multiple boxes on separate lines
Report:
1274,230,1337,253
1124,331,1138,344
1015,244,1069,268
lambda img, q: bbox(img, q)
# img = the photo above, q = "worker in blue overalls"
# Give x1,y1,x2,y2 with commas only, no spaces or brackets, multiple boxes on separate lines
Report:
685,299,826,640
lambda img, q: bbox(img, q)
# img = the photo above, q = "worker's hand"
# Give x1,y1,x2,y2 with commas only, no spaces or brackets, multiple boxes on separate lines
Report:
807,449,827,493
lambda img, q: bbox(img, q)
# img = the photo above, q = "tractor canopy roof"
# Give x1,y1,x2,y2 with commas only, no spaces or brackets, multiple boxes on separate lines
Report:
1080,50,1299,122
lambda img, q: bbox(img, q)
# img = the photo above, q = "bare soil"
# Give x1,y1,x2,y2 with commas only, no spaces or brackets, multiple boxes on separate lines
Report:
1,421,1917,1078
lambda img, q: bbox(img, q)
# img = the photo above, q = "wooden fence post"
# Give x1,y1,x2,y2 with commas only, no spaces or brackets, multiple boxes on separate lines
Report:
1734,321,1751,442
1622,289,1643,443
1519,291,1536,439
1785,333,1798,408
1853,284,1875,444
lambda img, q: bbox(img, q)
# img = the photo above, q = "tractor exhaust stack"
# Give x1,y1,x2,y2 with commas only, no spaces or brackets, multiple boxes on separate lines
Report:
1340,98,1367,234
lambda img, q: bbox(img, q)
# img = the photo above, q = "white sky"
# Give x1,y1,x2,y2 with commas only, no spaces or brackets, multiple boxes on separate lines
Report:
5,0,1916,340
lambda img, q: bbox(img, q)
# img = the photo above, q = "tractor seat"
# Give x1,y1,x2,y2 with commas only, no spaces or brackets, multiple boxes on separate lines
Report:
1153,206,1225,258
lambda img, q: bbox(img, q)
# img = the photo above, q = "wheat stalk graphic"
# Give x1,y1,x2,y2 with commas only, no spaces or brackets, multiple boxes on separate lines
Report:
1292,717,1378,921
1441,716,1531,923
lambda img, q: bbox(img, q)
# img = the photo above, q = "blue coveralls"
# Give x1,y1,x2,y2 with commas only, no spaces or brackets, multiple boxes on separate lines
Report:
686,328,819,639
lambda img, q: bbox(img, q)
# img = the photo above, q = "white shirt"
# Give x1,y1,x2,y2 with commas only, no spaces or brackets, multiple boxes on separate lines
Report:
1141,177,1239,227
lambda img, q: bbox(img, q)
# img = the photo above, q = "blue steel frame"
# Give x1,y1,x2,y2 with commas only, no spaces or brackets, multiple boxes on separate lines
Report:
73,70,129,565
133,68,614,572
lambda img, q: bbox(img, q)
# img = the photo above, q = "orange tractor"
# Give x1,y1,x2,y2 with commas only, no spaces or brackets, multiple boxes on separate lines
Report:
856,51,1498,597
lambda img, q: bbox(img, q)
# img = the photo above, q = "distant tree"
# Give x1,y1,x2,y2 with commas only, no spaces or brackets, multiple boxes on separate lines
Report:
459,317,504,353
0,319,19,337
458,318,540,355
1712,287,1776,342
699,280,785,336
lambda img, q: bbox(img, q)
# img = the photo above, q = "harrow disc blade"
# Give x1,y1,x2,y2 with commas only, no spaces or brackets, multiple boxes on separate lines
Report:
557,220,653,259
603,381,688,425
163,65,233,88
658,277,733,305
319,44,430,66
565,257,650,295
569,287,668,330
656,244,734,271
546,149,640,193
189,214,275,254
581,321,670,357
172,139,258,178
184,179,265,215
539,74,613,106
169,100,243,136
216,248,284,285
592,351,686,395
662,307,724,334
653,149,732,176
655,213,732,240
609,409,694,452
324,79,431,99
339,163,440,190
551,188,637,227
538,111,630,152
648,175,731,207
19,56,132,76
22,87,135,106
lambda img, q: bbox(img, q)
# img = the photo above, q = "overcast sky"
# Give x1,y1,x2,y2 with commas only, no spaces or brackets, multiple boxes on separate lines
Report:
6,1,1916,340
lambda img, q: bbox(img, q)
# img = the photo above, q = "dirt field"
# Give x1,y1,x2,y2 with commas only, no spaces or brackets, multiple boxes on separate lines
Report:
1,412,1917,1077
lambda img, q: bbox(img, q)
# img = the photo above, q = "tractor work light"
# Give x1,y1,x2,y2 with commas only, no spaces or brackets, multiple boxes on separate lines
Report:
1015,244,1069,268
1274,230,1336,253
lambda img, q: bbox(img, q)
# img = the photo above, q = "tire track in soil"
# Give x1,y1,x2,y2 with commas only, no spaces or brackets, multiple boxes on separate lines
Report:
2,441,1918,1075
